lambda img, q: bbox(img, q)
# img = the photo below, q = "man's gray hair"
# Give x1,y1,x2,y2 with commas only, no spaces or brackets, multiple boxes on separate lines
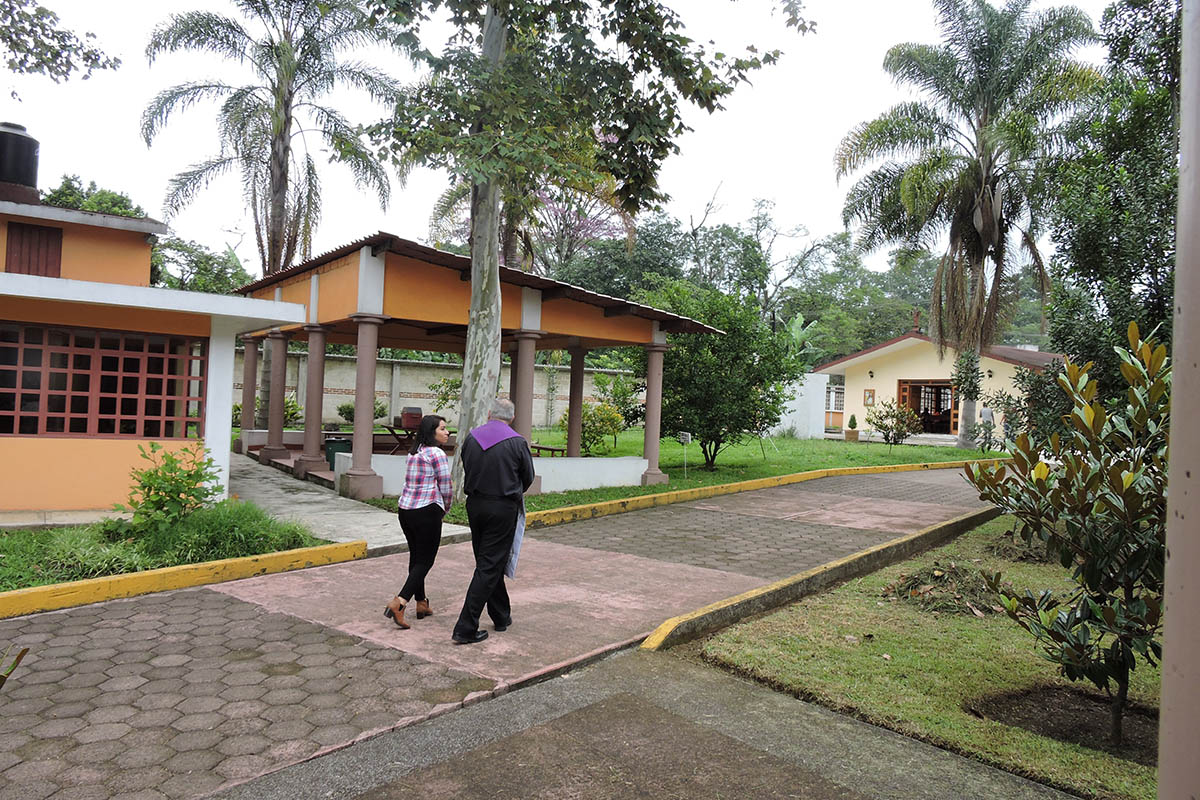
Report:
489,398,516,421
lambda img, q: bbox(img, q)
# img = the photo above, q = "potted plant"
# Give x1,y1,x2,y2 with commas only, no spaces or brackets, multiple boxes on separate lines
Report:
844,414,859,442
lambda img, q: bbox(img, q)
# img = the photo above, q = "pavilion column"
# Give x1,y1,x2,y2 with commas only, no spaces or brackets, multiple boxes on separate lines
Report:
566,346,587,457
343,314,385,499
641,343,669,485
257,330,291,463
234,335,261,454
513,330,540,441
1160,0,1200,790
507,344,519,403
293,325,331,480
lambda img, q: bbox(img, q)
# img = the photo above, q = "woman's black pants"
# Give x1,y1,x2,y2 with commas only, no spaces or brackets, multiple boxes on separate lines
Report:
396,502,443,602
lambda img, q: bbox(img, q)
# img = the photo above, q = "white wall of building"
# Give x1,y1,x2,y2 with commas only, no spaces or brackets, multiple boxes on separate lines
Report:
333,452,649,495
772,373,829,438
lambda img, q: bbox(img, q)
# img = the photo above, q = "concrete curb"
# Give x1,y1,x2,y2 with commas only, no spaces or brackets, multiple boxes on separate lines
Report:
640,505,1002,650
524,459,1004,529
0,541,367,619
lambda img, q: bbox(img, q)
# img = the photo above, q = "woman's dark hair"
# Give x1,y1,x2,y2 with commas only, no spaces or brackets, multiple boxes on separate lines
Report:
410,415,446,454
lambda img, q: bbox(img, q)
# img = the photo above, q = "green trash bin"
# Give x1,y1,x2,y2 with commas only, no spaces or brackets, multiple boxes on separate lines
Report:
324,438,352,470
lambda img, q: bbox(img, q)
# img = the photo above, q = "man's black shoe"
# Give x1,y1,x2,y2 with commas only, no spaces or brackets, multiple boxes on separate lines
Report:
451,630,489,645
494,619,511,632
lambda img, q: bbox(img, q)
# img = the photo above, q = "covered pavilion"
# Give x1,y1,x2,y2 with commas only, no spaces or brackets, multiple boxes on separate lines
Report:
235,232,718,499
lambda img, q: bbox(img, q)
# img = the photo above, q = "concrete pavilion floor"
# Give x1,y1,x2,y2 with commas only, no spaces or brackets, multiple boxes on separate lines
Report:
0,463,1071,800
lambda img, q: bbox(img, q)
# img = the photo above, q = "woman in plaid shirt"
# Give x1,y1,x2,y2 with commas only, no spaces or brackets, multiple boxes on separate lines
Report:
384,415,453,629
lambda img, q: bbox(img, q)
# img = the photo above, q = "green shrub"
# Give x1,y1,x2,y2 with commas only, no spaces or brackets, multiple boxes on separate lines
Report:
966,322,1168,745
337,399,387,424
558,402,624,454
113,442,219,541
592,372,644,439
865,400,922,448
847,414,857,430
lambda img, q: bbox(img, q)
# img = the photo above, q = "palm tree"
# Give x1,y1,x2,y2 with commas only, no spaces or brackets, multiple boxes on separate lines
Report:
835,0,1096,447
142,0,402,276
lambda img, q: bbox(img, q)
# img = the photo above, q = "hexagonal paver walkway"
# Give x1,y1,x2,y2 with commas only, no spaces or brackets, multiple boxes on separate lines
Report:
0,590,493,800
0,467,988,799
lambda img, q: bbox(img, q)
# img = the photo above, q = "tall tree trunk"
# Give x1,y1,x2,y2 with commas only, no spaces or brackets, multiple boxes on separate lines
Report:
452,3,508,498
258,90,295,429
956,348,978,450
1110,662,1129,746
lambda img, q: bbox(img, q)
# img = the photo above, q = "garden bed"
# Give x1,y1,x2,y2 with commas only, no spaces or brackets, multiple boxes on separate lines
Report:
0,500,328,591
697,516,1159,800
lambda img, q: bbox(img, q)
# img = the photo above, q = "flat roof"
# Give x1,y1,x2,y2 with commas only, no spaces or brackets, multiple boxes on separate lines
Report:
1,273,304,334
237,231,721,336
0,200,169,236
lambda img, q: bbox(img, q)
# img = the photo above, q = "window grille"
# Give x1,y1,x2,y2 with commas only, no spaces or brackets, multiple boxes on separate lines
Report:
0,322,207,438
825,385,844,412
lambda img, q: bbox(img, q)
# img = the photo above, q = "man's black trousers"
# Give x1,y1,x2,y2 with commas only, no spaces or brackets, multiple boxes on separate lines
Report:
453,495,518,636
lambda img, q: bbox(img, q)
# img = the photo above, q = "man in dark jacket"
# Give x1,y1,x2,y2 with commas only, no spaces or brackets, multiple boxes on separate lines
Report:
451,398,535,644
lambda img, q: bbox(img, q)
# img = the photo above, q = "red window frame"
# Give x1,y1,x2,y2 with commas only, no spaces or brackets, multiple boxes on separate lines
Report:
0,321,208,439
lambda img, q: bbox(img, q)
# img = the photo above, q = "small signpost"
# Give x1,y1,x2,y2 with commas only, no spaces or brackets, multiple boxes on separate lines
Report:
678,431,691,479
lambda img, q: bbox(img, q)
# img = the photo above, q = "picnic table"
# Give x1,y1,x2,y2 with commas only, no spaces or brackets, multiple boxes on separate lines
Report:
530,442,566,457
382,424,415,455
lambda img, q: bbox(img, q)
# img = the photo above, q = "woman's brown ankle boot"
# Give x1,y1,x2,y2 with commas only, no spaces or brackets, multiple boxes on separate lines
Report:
383,596,410,629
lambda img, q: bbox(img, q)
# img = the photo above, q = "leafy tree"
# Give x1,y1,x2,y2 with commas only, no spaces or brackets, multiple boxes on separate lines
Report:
41,175,144,218
553,214,688,299
368,1,810,475
778,233,919,361
142,0,402,276
637,279,806,469
1010,361,1071,444
1048,0,1179,396
153,238,254,294
686,199,826,315
1,0,119,99
966,323,1168,745
836,0,1096,446
950,349,982,405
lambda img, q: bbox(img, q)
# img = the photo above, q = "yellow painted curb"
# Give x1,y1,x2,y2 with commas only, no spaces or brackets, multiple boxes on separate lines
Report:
0,540,367,620
525,458,1004,529
640,505,1001,651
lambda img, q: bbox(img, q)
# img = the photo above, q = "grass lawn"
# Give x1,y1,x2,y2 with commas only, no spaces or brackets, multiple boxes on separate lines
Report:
699,516,1159,800
364,428,1000,525
0,501,329,592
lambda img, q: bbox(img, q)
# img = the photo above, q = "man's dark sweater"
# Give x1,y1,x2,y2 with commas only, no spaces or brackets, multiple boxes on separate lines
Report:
460,429,535,501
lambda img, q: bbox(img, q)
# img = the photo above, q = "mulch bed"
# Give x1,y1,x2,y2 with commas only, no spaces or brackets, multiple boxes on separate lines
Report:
968,685,1159,767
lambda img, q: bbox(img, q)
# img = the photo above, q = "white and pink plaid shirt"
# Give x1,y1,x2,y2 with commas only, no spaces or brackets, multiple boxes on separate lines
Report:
398,445,453,511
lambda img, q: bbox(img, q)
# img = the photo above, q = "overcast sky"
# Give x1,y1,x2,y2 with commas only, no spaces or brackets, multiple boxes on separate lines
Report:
5,0,1110,278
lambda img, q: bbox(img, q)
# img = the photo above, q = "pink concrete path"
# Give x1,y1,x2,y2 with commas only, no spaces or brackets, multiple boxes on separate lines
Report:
211,537,765,686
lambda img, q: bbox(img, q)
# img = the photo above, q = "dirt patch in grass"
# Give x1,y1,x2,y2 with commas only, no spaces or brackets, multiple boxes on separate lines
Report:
969,685,1158,768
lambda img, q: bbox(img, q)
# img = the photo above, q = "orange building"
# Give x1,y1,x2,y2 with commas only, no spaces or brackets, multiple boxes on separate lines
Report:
0,124,303,522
